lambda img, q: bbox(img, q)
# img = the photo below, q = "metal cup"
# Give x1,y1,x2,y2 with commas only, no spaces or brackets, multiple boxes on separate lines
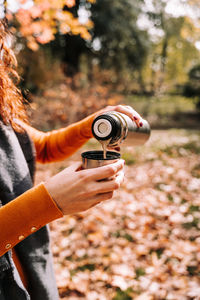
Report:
81,150,121,169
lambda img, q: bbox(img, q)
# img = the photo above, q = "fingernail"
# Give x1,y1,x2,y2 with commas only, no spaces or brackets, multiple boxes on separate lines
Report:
133,116,138,120
139,122,143,127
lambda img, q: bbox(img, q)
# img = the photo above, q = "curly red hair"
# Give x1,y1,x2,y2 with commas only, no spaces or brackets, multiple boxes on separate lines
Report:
0,19,27,131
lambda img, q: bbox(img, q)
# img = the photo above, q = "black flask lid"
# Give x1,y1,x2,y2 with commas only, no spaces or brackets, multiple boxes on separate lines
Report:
92,114,121,141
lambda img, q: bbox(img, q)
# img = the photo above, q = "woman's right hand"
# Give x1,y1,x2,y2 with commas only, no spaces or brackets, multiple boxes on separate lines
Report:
44,159,124,215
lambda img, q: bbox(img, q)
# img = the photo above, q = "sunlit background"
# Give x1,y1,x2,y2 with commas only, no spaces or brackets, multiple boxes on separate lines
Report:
1,0,200,299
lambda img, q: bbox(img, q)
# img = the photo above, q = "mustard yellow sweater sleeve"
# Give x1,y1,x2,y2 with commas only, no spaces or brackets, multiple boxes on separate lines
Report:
21,113,96,163
0,183,63,257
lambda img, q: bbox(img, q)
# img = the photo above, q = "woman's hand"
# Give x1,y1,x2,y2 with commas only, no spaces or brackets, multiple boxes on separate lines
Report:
44,159,124,215
98,104,143,128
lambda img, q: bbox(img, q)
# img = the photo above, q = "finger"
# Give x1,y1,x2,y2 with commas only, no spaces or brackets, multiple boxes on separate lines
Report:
116,104,141,118
107,146,120,152
115,105,143,127
115,170,125,185
88,159,124,181
98,104,143,126
101,104,141,119
88,192,114,208
119,105,142,126
94,170,124,194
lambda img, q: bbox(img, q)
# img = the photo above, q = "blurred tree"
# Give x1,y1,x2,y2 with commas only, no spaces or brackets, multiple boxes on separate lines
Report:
144,0,200,94
146,1,184,92
90,0,150,91
4,0,93,50
35,0,151,92
50,0,150,88
42,0,91,81
165,32,199,91
2,0,200,97
183,64,200,110
1,0,93,92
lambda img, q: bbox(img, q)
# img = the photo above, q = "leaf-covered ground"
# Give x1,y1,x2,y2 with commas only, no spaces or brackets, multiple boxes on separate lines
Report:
35,129,200,300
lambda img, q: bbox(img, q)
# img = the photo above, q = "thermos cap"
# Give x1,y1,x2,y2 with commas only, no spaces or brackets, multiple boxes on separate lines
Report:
92,114,121,141
93,119,112,138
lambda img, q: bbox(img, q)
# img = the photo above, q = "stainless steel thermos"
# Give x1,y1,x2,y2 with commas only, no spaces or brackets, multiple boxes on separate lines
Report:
91,111,151,147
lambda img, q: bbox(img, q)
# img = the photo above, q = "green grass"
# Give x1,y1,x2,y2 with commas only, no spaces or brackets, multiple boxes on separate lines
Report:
124,95,195,116
124,95,199,129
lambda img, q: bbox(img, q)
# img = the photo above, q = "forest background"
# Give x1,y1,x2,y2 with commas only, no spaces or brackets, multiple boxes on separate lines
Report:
3,0,200,299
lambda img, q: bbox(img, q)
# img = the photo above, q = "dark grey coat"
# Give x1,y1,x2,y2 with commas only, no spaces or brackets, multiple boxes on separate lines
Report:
0,121,59,300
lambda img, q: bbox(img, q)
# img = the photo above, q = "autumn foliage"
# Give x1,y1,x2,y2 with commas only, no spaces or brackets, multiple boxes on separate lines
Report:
6,0,94,50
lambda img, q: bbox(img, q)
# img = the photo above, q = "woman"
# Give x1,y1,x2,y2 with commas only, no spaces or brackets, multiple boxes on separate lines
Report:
0,19,142,299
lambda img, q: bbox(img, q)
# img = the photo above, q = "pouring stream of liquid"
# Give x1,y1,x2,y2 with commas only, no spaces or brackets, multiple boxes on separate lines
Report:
100,139,111,159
